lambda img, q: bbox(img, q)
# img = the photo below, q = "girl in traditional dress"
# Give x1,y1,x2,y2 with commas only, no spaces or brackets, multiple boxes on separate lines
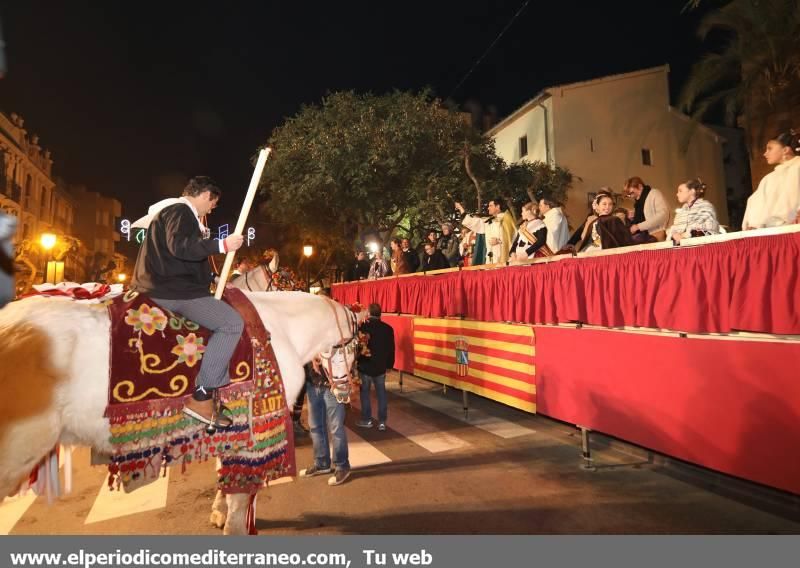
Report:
509,202,551,263
576,193,633,253
666,178,720,243
742,131,800,230
565,188,614,251
459,228,476,267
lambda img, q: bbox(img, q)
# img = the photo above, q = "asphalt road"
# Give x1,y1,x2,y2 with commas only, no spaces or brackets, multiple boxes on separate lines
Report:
3,373,798,535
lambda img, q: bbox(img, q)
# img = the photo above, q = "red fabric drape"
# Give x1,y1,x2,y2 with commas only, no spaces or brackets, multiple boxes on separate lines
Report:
331,232,800,335
729,233,800,334
535,326,800,495
381,315,415,373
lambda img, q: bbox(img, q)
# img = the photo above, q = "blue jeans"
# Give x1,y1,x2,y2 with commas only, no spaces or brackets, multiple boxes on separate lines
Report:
360,373,387,423
307,381,350,470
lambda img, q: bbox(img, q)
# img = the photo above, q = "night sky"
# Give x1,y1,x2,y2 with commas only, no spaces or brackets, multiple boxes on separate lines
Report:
0,0,711,223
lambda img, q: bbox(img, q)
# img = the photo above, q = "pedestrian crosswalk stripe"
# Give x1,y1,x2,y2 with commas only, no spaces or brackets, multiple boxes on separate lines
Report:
346,427,392,469
388,380,536,439
388,408,471,453
0,493,37,535
84,469,170,525
0,446,70,535
350,395,470,454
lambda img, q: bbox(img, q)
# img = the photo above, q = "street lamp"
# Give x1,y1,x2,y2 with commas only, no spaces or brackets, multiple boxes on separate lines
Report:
39,233,57,284
303,245,313,292
40,233,57,250
117,273,127,283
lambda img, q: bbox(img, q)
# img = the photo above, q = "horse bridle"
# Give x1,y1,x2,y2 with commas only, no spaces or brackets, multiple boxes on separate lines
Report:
239,264,276,292
319,299,359,402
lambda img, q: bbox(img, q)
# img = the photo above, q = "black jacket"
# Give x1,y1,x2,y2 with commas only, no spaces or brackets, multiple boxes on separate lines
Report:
576,215,635,251
357,317,395,376
403,249,420,273
419,250,450,271
567,216,592,247
131,204,220,299
347,259,371,281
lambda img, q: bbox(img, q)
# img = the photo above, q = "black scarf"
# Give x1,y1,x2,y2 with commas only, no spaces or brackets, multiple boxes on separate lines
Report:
632,185,652,225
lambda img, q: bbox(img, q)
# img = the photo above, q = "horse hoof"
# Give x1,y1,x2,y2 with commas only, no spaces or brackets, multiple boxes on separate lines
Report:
209,510,226,529
223,522,247,536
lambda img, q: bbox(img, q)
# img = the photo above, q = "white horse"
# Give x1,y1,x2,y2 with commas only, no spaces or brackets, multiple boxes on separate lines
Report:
0,290,363,534
229,253,281,292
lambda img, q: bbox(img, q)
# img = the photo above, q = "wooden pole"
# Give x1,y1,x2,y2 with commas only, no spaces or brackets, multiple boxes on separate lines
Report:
214,147,271,299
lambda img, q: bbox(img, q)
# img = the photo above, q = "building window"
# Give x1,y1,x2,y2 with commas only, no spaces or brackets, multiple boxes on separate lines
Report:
641,148,653,166
519,135,528,158
24,175,32,209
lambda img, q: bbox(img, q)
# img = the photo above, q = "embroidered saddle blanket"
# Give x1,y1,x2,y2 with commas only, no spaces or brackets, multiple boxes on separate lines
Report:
104,288,296,494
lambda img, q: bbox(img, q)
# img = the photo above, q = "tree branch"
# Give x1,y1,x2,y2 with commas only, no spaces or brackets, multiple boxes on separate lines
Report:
463,144,482,211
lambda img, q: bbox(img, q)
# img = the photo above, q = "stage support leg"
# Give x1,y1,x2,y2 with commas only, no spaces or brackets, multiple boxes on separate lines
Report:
579,426,594,470
462,390,469,420
399,371,404,393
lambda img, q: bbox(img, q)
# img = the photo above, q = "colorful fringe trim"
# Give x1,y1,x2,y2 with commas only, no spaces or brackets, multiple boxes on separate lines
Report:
107,339,295,495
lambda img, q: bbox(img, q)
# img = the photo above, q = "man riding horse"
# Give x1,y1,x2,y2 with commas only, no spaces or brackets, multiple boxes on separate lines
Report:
130,176,244,428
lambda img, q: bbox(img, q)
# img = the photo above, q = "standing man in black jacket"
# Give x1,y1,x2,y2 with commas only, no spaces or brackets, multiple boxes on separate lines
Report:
131,176,245,427
356,303,395,431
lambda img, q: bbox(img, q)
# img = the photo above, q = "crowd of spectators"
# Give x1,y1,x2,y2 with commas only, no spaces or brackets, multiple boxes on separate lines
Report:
344,130,800,281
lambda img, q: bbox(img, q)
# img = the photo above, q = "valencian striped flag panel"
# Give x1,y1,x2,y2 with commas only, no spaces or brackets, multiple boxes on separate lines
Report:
412,318,536,413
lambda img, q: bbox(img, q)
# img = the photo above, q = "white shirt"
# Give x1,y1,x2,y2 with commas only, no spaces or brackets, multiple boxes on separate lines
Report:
742,156,800,229
542,208,569,252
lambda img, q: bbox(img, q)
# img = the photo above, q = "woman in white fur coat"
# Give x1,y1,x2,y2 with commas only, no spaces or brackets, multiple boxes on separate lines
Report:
742,131,800,230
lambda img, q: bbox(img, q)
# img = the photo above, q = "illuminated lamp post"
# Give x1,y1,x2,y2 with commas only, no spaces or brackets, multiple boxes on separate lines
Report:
117,273,127,283
40,233,57,284
303,245,313,292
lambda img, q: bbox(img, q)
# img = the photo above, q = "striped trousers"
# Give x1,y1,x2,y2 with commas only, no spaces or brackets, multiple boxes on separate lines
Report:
152,296,244,390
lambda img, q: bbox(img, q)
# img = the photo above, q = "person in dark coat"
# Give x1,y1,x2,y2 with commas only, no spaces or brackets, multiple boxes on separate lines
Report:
401,238,420,273
418,242,450,272
346,251,370,281
574,193,635,252
130,176,245,428
356,303,395,431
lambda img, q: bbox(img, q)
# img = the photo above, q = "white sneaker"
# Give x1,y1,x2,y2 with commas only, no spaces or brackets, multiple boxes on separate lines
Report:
328,469,351,486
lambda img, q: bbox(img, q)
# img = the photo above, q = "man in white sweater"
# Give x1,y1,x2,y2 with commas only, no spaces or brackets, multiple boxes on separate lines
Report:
624,176,670,242
539,197,570,253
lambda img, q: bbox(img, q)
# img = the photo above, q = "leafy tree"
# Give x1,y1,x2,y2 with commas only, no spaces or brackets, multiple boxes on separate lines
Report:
259,90,499,261
258,90,576,264
679,0,800,145
500,160,576,211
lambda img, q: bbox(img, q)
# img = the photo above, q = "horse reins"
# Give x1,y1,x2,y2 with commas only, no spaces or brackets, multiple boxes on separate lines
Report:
320,298,358,395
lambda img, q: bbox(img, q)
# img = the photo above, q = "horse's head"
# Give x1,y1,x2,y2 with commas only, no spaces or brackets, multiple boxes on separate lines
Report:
229,261,275,292
317,300,368,403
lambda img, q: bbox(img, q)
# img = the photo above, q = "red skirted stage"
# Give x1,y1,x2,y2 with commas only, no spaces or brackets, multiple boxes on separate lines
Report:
335,227,800,335
336,228,800,495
